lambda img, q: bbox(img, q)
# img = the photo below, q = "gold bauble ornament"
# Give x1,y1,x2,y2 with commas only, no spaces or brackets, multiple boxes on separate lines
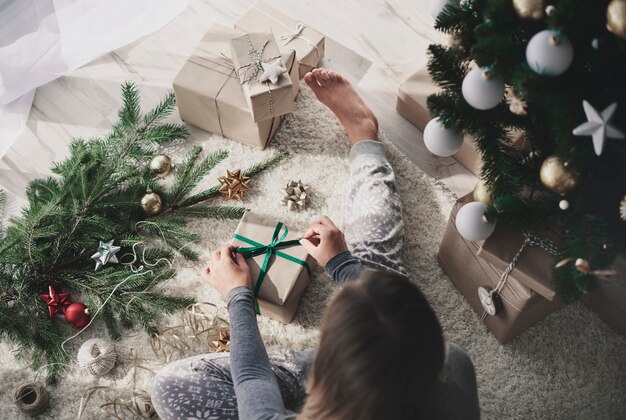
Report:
539,156,579,195
513,0,544,20
607,0,626,40
473,179,493,205
149,155,173,177
140,190,162,215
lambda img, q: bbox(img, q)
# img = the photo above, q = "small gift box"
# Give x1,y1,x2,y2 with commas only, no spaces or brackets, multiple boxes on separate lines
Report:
437,193,561,343
231,212,314,323
173,25,299,149
234,1,325,77
230,30,295,123
397,67,482,176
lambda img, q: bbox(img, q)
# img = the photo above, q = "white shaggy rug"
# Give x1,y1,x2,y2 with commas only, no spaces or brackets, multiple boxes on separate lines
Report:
1,87,625,420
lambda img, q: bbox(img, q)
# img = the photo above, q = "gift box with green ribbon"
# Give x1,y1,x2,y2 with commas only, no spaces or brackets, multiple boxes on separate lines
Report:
231,212,313,323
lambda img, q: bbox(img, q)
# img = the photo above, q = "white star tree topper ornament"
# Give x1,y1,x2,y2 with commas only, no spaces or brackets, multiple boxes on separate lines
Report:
90,240,121,270
572,100,625,156
259,59,288,84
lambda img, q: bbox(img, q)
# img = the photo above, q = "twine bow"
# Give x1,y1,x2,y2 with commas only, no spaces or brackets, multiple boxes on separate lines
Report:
278,23,321,61
234,222,311,314
480,232,559,321
234,35,281,85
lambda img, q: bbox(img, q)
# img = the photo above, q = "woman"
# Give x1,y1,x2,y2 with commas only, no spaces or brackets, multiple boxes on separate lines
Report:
153,69,480,419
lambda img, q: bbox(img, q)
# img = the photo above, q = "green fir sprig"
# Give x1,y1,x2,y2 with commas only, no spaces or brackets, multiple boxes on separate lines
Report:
0,82,284,382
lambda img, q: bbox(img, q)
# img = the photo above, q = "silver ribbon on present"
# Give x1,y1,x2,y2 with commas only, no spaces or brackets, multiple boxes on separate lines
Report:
281,180,311,212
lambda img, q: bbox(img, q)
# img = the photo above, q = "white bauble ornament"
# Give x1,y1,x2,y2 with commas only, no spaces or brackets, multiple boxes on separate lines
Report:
462,67,505,110
526,30,574,76
456,202,496,241
559,199,570,210
430,0,459,19
423,117,464,157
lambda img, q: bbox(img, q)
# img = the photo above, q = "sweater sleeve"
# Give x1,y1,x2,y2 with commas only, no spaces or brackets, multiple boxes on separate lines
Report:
226,286,291,420
325,250,365,285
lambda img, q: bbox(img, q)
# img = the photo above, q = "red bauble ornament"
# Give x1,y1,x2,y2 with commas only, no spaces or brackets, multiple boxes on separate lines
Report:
39,286,71,318
64,302,91,329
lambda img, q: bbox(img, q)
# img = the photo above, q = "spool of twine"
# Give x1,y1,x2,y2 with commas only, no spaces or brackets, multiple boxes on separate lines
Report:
130,390,156,418
13,382,49,416
77,338,117,376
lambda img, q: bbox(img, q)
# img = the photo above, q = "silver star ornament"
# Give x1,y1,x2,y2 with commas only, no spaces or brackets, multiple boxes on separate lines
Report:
90,240,121,270
259,59,287,84
572,100,625,156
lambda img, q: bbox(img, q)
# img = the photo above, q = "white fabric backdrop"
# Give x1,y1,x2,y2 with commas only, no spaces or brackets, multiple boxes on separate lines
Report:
0,0,189,158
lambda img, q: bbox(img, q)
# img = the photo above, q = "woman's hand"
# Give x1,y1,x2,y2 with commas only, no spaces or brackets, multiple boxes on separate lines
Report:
299,216,349,267
203,244,252,299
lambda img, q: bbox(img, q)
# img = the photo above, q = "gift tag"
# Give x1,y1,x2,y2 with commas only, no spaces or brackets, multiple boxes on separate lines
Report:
478,286,499,316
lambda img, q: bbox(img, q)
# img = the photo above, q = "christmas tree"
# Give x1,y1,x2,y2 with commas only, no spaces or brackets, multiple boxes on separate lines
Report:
427,0,626,300
0,83,283,382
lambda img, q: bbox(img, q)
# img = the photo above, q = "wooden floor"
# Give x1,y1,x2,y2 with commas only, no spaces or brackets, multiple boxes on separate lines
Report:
0,0,477,216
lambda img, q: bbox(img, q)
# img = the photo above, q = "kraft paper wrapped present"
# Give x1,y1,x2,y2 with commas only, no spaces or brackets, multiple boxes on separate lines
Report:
235,1,325,77
477,227,559,302
437,194,561,343
230,29,295,123
172,25,299,149
397,67,482,176
231,212,314,323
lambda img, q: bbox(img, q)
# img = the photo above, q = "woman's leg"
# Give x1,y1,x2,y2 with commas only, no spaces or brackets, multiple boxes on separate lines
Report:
152,350,312,420
302,69,406,276
342,140,407,276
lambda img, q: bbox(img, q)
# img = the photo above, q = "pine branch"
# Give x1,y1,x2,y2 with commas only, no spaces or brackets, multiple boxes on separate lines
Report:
242,151,286,178
142,90,177,128
167,147,229,207
172,205,246,220
118,81,141,129
427,44,470,91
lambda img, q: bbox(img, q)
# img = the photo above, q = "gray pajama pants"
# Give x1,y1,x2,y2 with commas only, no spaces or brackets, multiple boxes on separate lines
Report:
152,141,479,420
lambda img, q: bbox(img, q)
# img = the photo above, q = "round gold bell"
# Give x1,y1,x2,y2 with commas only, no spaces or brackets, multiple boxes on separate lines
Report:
607,0,626,39
149,155,174,177
513,0,544,20
539,155,579,195
140,190,162,215
473,179,493,205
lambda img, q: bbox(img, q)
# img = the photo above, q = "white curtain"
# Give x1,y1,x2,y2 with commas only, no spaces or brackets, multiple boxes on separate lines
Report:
0,0,189,159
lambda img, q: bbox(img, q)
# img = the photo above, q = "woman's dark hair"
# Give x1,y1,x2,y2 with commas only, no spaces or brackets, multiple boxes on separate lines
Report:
301,270,445,420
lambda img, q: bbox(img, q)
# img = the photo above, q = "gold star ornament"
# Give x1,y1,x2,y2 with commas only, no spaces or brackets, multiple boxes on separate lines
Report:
218,169,251,201
211,329,230,352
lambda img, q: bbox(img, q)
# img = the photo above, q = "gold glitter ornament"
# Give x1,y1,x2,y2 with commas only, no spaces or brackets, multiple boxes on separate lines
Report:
473,179,493,205
607,0,626,39
140,190,162,215
149,155,174,177
513,0,544,20
539,156,579,195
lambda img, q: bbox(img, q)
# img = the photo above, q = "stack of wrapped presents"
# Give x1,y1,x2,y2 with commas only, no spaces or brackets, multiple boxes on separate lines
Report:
173,1,324,150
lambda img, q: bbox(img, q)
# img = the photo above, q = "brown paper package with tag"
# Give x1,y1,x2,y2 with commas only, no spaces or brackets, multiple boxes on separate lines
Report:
173,25,299,149
230,212,314,324
235,1,325,77
437,193,561,343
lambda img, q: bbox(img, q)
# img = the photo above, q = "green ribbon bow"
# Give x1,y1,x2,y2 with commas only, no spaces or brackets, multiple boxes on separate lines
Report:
233,222,311,314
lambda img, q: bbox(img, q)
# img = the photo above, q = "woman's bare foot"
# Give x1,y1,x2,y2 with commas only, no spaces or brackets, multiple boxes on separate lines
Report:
304,68,379,144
